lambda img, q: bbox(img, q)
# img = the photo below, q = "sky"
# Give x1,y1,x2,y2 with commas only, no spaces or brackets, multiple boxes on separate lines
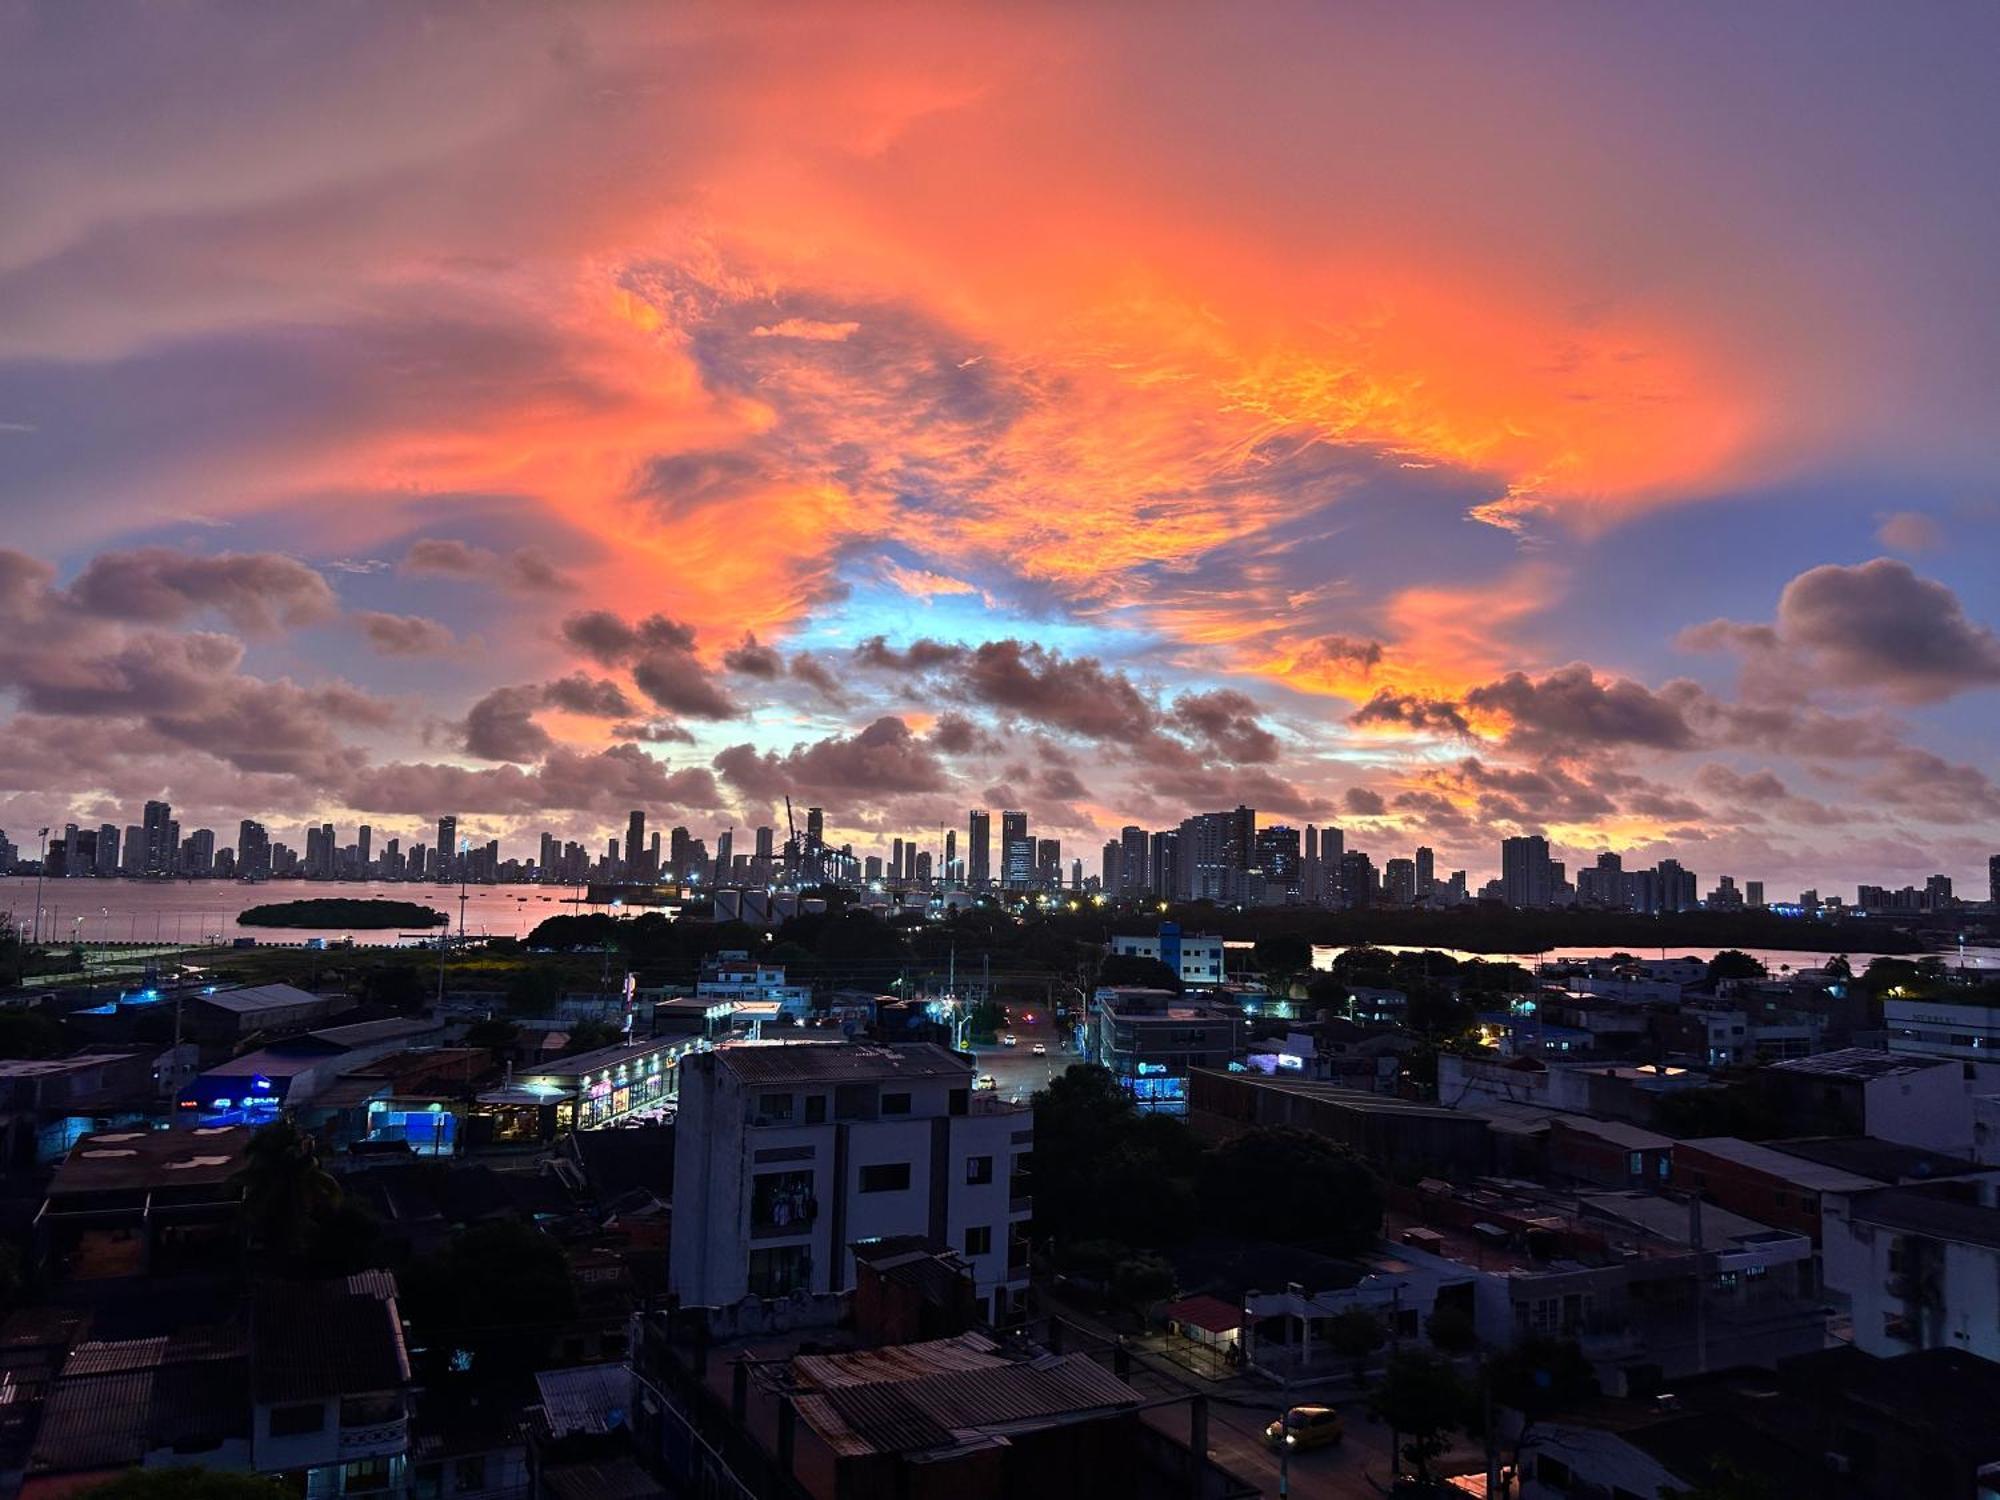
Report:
3,1,1999,895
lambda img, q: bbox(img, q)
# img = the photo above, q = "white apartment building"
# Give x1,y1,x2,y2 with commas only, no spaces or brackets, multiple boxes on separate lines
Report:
1109,927,1226,985
1821,1181,2000,1363
670,1041,1032,1324
1886,996,2000,1080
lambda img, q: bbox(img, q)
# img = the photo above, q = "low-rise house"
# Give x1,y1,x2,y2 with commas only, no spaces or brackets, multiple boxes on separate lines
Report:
250,1273,413,1498
1820,1178,2000,1362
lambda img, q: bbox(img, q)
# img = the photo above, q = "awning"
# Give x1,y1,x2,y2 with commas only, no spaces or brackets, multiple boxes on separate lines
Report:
1164,1295,1243,1335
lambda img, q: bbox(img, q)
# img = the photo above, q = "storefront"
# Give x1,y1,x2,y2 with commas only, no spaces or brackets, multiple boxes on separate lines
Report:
489,1037,700,1140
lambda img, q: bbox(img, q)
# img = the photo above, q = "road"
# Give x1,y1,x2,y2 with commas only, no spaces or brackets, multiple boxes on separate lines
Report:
969,1000,1075,1101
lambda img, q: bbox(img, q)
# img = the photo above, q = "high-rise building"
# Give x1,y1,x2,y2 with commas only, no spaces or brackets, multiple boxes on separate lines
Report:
805,807,825,848
1500,834,1557,909
1383,857,1416,906
626,810,647,880
1319,825,1345,906
1746,880,1765,908
122,824,144,875
184,828,217,877
968,811,992,888
357,824,372,876
142,800,173,877
1101,839,1121,892
436,816,458,880
1253,825,1300,898
1149,829,1180,902
238,820,270,879
669,826,691,880
1036,838,1061,890
95,824,120,877
712,828,733,886
1414,846,1435,900
1990,853,1999,908
891,837,906,884
1338,850,1377,908
1001,811,1031,889
944,829,957,883
1119,825,1150,896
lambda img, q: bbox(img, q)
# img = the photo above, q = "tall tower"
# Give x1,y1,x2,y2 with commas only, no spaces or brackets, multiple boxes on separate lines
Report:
626,810,647,880
436,815,458,880
967,810,992,888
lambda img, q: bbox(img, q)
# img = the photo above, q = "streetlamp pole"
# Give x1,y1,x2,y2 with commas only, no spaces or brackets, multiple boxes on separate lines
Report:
30,827,49,946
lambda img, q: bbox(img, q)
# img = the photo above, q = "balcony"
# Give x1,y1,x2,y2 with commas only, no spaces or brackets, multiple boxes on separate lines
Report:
337,1416,409,1460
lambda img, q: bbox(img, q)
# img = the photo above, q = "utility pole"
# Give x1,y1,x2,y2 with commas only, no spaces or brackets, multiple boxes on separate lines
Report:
30,826,49,947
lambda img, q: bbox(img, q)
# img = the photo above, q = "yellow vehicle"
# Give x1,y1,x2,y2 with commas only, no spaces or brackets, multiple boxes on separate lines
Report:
1265,1405,1343,1450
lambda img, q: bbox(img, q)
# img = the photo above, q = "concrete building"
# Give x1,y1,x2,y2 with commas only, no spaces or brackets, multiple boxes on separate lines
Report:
1821,1179,2000,1363
250,1273,413,1498
1106,923,1225,985
670,1042,1032,1324
1090,988,1244,1115
1762,1049,1974,1155
695,950,812,1018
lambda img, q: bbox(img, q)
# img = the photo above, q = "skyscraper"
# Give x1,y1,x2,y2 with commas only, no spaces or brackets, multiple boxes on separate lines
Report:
357,824,372,876
1414,846,1434,900
142,799,173,876
1002,811,1031,889
626,810,647,879
713,827,732,885
96,824,120,877
1149,828,1180,901
1102,839,1121,892
1119,825,1149,896
436,815,458,880
968,811,992,888
1253,824,1300,898
1036,838,1061,889
1500,834,1557,909
1319,825,1344,906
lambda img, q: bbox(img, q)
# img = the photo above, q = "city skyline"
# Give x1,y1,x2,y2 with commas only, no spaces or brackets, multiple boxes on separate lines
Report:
6,6,2000,894
8,796,1989,918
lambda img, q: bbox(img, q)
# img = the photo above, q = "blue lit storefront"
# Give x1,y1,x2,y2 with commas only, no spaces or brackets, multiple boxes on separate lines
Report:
470,1037,694,1142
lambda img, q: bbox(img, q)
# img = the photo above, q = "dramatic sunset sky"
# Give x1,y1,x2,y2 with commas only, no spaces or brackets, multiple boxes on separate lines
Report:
4,2,1998,893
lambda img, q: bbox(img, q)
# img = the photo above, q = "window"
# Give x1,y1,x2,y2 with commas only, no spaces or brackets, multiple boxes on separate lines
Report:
805,1094,827,1124
344,1458,393,1494
859,1162,911,1193
269,1402,325,1436
966,1155,994,1185
965,1225,993,1255
758,1092,793,1122
882,1091,912,1115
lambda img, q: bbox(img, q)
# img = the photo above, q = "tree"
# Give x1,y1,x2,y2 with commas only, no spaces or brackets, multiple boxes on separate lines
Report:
1368,1349,1472,1487
81,1470,292,1500
560,1018,621,1054
401,1218,577,1378
0,1010,66,1060
1706,950,1767,985
1483,1335,1596,1472
1109,1253,1175,1313
359,963,427,1011
1193,1127,1383,1253
1426,1303,1478,1354
1098,953,1182,992
1253,933,1315,993
1661,1460,1782,1500
240,1119,342,1269
1324,1306,1386,1385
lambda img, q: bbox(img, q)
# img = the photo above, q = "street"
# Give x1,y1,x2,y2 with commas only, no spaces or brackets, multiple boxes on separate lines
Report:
968,1000,1075,1101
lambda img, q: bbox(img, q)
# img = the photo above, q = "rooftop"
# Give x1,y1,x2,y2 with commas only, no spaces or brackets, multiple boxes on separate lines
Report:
710,1041,972,1086
305,1016,442,1050
1846,1184,2000,1252
0,1050,147,1079
792,1350,1142,1459
536,1362,632,1438
1767,1047,1946,1081
31,1328,247,1475
192,982,326,1015
1765,1135,1991,1184
252,1276,409,1403
48,1126,250,1196
1194,1070,1469,1122
792,1332,1007,1390
1679,1136,1883,1194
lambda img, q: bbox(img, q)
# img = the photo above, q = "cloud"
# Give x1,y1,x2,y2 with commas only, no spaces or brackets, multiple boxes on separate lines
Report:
854,635,967,672
1463,663,1696,750
462,685,554,763
554,609,739,718
67,547,337,634
402,538,575,594
1685,558,2000,704
1875,511,1941,553
1170,688,1280,763
539,673,636,718
956,640,1159,741
723,633,784,678
356,610,455,655
712,716,951,805
1343,786,1386,816
343,744,725,817
632,646,741,720
609,719,695,745
1349,690,1473,738
751,318,861,341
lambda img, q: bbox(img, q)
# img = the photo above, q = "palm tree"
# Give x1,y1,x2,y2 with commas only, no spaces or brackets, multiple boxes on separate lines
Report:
240,1119,341,1267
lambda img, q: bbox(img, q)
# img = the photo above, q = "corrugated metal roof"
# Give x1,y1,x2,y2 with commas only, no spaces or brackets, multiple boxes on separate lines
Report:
535,1363,630,1437
795,1354,1141,1458
793,1332,1002,1389
253,1286,407,1402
